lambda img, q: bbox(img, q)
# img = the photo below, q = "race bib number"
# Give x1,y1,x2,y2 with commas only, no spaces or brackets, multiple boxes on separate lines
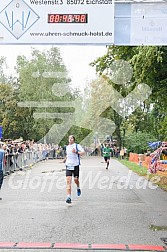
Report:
67,166,74,171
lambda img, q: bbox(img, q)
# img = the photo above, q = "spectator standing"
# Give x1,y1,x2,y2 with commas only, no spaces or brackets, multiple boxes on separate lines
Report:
0,143,5,200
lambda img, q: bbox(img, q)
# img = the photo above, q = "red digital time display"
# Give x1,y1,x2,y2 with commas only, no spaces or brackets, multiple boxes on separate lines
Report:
48,14,88,23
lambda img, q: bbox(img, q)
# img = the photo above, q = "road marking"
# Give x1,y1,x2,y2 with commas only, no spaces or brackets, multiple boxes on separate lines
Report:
0,242,166,251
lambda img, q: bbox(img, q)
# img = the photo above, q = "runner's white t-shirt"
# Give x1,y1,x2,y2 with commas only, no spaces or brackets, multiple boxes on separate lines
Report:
65,143,84,167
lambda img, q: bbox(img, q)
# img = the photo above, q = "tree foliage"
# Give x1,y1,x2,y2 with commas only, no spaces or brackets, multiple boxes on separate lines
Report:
0,46,166,150
89,46,167,151
0,47,82,143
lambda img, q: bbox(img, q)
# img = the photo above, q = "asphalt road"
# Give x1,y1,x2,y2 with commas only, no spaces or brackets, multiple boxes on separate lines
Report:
0,156,167,251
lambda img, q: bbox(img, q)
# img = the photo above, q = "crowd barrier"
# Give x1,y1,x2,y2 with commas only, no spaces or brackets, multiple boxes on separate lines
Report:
129,152,167,170
3,149,65,176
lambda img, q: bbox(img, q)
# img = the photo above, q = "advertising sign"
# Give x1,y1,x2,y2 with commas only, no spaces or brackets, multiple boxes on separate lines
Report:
131,3,167,45
115,2,167,46
0,0,114,44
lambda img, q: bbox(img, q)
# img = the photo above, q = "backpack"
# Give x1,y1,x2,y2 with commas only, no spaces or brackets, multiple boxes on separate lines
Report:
76,144,81,165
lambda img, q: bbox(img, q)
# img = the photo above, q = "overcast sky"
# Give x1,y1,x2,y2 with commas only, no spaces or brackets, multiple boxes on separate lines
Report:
0,45,107,92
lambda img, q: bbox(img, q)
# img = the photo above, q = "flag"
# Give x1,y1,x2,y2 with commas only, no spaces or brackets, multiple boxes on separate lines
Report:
148,141,161,149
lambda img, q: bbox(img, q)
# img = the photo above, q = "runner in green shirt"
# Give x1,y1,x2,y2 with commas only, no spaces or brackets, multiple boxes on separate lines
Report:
103,144,111,169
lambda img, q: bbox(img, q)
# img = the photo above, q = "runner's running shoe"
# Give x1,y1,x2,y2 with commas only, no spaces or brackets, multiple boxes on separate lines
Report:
77,188,81,196
66,197,71,204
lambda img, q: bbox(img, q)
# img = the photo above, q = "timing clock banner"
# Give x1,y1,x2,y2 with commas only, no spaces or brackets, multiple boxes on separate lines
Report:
0,0,114,44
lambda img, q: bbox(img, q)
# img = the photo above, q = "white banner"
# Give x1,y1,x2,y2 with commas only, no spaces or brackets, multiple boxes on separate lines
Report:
130,3,167,45
0,0,114,44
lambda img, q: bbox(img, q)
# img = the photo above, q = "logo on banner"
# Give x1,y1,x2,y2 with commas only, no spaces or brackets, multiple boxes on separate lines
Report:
0,0,40,39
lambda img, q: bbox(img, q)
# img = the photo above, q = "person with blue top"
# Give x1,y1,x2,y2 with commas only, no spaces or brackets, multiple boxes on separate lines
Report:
65,135,85,204
0,143,5,200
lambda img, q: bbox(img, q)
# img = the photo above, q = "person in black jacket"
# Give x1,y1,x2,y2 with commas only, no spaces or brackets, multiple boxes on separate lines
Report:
0,143,5,200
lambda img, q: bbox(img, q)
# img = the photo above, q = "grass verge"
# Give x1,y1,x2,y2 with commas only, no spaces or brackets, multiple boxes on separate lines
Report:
119,159,167,191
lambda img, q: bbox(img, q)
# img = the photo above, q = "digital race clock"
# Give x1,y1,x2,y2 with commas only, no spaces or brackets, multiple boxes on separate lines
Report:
48,14,88,23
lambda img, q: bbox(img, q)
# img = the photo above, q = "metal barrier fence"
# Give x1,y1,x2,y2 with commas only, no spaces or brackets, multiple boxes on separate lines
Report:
3,149,65,176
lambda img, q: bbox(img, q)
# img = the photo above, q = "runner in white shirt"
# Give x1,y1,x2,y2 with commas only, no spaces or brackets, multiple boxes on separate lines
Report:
65,135,85,204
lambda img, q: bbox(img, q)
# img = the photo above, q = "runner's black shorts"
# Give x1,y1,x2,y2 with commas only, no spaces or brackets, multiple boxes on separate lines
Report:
104,157,110,162
66,165,79,177
0,171,3,189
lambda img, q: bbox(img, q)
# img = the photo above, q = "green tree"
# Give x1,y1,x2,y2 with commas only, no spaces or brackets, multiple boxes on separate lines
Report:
16,47,82,143
125,131,157,154
90,46,167,149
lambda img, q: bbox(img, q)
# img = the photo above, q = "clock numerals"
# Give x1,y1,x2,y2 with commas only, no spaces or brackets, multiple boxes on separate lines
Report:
48,14,88,23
